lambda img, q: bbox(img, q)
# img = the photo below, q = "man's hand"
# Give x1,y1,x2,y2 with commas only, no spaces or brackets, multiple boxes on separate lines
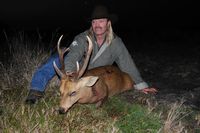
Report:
141,87,158,94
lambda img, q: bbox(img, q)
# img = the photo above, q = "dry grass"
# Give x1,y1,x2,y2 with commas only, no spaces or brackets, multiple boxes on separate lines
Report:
0,32,121,132
0,31,199,132
158,100,191,133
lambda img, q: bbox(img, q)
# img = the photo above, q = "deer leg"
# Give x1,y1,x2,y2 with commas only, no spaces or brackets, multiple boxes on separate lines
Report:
95,100,103,108
95,98,107,108
95,92,108,108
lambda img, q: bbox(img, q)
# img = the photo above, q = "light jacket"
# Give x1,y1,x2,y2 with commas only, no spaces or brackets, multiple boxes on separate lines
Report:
64,30,148,90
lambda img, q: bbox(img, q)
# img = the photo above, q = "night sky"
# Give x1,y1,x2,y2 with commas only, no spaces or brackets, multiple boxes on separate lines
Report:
0,0,200,56
0,0,199,31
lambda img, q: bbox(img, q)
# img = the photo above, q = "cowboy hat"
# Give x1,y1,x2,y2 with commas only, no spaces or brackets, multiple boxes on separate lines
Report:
89,5,118,23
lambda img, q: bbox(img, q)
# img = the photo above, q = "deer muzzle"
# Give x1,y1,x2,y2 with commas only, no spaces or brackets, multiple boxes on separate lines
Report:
58,107,68,114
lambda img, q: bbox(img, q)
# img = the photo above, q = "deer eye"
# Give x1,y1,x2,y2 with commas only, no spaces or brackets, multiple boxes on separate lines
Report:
69,91,76,96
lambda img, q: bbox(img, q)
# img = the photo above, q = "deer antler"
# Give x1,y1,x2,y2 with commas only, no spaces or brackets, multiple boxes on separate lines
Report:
57,35,70,72
53,35,69,78
53,35,93,79
77,35,93,79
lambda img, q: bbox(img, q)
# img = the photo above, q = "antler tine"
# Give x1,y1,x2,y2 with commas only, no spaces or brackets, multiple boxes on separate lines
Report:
57,35,70,73
77,35,93,79
76,61,80,73
53,35,70,79
53,61,66,78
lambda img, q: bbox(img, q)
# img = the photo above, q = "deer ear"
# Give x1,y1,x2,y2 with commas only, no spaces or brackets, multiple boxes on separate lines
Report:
80,76,99,87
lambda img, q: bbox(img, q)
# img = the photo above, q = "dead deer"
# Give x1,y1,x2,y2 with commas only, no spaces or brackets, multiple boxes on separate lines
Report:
53,35,134,114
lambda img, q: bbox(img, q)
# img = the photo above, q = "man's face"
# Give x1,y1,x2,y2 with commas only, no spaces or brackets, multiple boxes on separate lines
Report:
92,18,109,36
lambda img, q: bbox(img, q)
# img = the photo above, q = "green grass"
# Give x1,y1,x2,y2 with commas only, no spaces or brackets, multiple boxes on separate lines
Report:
0,85,162,132
104,97,161,133
0,31,199,132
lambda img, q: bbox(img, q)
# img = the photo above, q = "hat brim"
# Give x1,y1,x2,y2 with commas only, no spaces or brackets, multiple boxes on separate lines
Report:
88,14,118,24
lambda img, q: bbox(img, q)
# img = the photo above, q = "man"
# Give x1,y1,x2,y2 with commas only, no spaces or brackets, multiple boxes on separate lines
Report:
25,5,157,104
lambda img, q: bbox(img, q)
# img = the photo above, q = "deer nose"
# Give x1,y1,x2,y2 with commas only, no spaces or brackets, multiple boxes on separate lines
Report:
58,107,66,114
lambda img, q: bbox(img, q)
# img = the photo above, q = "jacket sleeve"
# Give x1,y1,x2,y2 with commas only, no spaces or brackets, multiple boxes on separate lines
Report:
114,38,149,90
64,34,88,72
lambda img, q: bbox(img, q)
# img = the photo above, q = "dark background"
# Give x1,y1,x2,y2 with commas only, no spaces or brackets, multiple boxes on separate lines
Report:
0,0,199,30
0,0,200,59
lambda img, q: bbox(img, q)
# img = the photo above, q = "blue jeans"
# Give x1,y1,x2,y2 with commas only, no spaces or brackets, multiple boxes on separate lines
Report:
30,53,61,92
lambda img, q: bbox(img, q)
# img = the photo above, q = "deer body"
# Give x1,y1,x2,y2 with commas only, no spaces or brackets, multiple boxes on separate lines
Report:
83,65,133,98
53,35,134,114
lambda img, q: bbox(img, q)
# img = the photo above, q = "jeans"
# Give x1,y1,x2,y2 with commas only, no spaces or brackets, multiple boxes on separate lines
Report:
30,53,61,92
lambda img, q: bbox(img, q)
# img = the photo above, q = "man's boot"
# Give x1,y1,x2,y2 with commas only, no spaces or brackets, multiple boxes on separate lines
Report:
25,89,44,104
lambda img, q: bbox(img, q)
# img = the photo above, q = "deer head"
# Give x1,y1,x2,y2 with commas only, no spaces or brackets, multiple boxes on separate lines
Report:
53,35,99,114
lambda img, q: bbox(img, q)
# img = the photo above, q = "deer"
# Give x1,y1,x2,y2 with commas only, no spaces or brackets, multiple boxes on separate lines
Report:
53,35,134,114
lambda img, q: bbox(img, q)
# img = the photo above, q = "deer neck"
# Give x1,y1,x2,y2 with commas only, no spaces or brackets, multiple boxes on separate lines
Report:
78,87,94,103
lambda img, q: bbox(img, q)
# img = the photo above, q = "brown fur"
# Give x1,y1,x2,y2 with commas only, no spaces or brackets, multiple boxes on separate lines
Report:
84,65,134,97
58,65,134,113
54,35,134,113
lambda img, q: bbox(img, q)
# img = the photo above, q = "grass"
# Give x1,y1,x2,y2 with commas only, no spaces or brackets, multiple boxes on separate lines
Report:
0,31,200,132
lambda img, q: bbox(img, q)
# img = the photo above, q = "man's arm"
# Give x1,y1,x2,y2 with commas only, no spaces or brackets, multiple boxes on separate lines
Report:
114,38,149,90
64,34,88,72
114,38,157,94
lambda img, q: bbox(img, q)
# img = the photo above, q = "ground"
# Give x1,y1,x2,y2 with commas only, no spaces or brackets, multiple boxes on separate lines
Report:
123,42,200,110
